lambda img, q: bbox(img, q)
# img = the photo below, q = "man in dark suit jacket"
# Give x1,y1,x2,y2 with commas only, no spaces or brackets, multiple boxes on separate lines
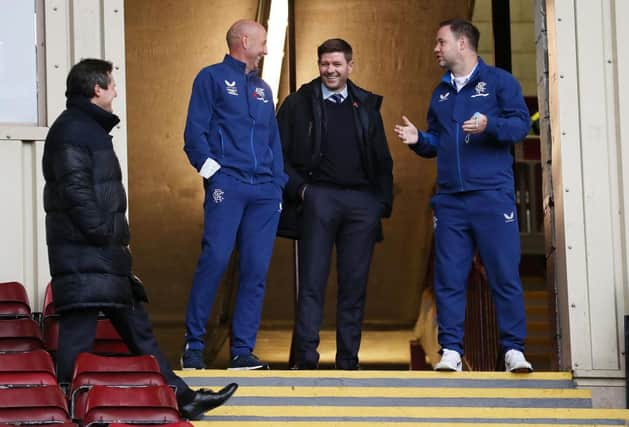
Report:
277,39,393,370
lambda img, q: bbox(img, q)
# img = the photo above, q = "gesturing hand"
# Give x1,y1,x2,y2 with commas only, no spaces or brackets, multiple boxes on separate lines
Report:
394,115,419,145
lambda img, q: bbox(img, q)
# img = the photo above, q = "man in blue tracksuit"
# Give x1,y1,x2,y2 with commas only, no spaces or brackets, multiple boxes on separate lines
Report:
395,19,533,372
181,19,288,370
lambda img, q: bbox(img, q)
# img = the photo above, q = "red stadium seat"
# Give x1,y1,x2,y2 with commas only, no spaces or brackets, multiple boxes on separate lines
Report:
28,424,78,427
0,424,78,427
70,352,167,420
0,317,44,352
0,385,70,423
81,385,180,426
42,283,130,356
42,282,55,318
109,422,193,427
0,424,75,427
0,281,31,318
0,349,57,386
92,319,132,355
41,283,60,352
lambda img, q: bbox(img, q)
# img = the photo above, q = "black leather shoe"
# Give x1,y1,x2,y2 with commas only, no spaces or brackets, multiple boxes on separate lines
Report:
335,360,360,370
179,383,238,420
290,360,318,370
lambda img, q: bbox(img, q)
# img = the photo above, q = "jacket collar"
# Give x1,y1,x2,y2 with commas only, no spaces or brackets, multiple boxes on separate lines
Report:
223,54,259,77
440,56,488,88
348,79,383,111
66,96,120,132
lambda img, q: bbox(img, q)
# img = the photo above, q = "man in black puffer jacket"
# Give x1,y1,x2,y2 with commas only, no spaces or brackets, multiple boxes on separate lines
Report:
43,58,237,420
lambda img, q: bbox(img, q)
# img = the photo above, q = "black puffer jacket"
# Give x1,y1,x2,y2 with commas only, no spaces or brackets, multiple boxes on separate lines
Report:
43,96,141,312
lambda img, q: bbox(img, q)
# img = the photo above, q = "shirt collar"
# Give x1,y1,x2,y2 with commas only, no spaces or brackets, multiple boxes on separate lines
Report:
450,62,478,91
321,83,348,101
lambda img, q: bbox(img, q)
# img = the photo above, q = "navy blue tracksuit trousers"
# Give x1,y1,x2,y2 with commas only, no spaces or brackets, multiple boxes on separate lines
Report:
184,171,282,357
431,190,527,356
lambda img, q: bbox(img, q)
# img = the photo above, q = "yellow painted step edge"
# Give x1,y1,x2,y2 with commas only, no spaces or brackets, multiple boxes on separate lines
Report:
209,405,629,420
177,369,573,380
195,423,619,427
220,386,590,399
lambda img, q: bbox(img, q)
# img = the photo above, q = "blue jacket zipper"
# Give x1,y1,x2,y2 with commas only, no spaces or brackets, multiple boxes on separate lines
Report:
250,120,257,184
246,74,258,184
455,124,464,191
218,128,224,159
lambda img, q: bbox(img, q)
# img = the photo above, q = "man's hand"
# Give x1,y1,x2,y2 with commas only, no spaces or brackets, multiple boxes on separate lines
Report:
394,116,419,145
462,112,487,134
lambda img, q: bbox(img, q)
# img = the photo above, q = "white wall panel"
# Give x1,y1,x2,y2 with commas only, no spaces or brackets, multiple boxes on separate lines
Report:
0,138,47,308
72,0,103,60
615,0,629,320
574,0,621,371
547,0,591,371
547,0,627,378
45,0,71,125
102,0,128,187
0,142,25,288
20,142,36,306
34,141,48,309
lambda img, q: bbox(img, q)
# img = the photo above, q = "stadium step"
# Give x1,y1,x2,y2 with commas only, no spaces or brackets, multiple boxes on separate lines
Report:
178,370,629,426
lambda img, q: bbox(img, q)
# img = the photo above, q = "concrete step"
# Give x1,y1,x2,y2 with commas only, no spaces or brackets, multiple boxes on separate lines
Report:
178,370,629,425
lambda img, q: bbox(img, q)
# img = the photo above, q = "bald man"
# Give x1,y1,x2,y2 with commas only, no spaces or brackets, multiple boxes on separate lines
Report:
181,19,288,370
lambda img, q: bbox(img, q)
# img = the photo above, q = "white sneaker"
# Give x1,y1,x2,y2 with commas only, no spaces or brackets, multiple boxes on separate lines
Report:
435,348,462,372
505,349,533,373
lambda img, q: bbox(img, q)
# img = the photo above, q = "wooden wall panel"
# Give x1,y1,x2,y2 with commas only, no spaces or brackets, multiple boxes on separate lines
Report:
125,1,470,346
0,142,26,286
268,0,470,327
125,0,258,327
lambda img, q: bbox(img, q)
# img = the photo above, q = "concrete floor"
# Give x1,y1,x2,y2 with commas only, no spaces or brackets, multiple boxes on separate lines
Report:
158,328,415,370
252,329,414,370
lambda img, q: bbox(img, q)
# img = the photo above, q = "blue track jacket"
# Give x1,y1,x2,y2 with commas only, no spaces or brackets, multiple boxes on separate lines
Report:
184,55,288,188
411,58,530,193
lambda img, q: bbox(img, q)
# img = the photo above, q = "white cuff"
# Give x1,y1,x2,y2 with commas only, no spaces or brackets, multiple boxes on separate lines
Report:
199,158,221,179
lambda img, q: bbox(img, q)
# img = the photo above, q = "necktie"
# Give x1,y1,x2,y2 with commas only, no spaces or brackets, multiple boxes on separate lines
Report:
330,93,343,104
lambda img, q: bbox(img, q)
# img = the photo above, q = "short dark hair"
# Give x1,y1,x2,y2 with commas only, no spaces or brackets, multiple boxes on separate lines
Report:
317,38,353,62
439,19,480,52
65,58,113,98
